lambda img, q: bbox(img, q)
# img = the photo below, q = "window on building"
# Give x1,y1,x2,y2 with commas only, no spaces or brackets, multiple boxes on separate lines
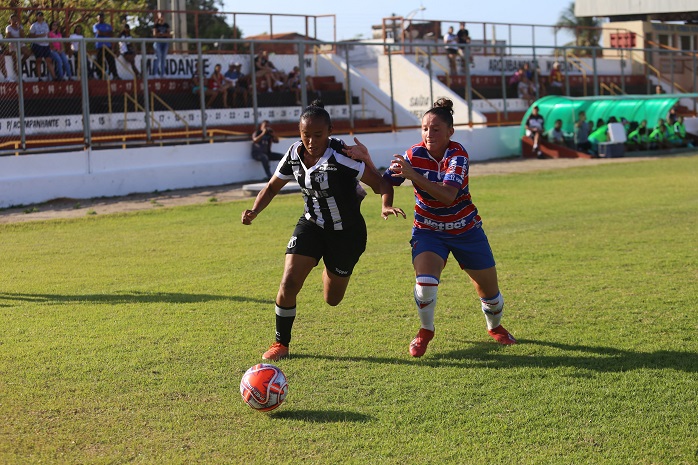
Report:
680,35,691,51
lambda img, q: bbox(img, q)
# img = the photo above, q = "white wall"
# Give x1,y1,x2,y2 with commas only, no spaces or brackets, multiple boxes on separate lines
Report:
0,126,519,209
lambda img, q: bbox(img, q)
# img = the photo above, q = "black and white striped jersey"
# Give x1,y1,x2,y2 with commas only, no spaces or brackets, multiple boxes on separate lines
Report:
275,137,366,231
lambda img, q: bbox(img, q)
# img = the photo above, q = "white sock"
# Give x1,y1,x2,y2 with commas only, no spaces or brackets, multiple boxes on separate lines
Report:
481,292,504,330
414,275,439,331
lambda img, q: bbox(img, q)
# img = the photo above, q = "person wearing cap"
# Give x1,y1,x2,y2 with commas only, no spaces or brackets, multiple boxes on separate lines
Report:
93,12,120,80
224,62,249,107
29,12,57,81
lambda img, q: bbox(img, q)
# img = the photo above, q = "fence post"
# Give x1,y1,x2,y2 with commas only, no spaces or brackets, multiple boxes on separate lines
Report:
693,49,697,113
79,40,91,149
427,45,434,108
197,41,207,138
563,47,570,97
344,44,354,133
669,49,675,93
500,45,508,120
465,42,473,126
620,47,626,94
387,46,396,130
298,41,307,107
16,44,26,151
250,41,258,129
592,47,599,96
141,40,151,143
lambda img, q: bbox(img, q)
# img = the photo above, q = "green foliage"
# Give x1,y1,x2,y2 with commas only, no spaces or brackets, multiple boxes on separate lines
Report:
1,156,697,463
555,1,602,55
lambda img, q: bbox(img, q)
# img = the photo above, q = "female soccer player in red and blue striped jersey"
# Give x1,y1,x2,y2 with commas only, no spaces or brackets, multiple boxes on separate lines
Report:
385,98,517,357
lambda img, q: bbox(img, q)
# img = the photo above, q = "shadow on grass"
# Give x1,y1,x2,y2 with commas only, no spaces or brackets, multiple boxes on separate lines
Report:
292,339,698,373
271,409,373,423
0,292,270,305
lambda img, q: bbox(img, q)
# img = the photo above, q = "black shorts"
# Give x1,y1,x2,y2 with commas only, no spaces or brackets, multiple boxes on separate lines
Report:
286,216,367,277
32,44,51,58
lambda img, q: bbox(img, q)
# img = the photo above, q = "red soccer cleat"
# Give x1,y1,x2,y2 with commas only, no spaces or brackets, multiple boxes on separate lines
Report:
488,325,517,345
409,328,435,357
262,342,289,361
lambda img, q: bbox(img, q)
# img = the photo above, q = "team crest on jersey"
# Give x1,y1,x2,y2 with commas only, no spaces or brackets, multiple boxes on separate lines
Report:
313,171,328,184
287,236,297,249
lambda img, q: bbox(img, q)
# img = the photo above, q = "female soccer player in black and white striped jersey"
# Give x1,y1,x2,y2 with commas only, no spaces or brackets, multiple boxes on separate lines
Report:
241,100,406,361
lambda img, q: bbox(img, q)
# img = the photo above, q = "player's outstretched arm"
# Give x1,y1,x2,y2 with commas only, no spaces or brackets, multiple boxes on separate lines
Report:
241,176,288,225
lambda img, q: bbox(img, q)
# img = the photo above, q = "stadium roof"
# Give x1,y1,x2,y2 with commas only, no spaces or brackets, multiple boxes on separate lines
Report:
575,0,698,21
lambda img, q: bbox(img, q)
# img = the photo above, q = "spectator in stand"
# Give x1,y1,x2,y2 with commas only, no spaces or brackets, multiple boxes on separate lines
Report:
0,32,7,81
251,120,284,180
29,12,56,82
525,105,545,157
93,12,120,80
152,12,170,78
5,14,32,82
655,84,664,94
254,50,280,92
546,119,565,145
443,26,458,77
627,120,649,151
508,67,523,96
190,63,207,103
456,27,471,71
118,24,140,78
574,111,592,153
48,21,71,81
518,74,535,106
287,65,315,105
206,63,230,108
549,61,564,95
224,62,250,107
68,25,84,79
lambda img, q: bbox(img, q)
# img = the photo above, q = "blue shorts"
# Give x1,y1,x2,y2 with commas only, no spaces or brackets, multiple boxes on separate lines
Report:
410,225,496,270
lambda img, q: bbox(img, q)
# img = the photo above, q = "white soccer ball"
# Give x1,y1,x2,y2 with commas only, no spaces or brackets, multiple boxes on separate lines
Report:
240,363,288,411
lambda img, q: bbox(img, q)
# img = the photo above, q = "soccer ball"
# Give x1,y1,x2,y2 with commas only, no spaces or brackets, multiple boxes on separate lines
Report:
240,363,288,411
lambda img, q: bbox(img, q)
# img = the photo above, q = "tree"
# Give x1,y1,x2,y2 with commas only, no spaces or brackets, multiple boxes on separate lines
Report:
555,1,602,57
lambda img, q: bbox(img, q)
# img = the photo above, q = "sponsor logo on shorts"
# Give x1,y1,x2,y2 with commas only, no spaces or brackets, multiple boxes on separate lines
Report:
287,236,297,249
334,267,349,275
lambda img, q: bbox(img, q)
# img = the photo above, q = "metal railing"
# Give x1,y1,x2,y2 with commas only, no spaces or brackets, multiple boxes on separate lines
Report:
1,35,697,156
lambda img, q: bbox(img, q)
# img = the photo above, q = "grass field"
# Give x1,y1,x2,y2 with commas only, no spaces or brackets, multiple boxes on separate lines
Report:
1,156,697,464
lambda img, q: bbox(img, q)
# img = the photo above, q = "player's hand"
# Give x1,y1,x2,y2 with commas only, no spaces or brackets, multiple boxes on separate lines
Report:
241,209,258,225
382,206,406,220
343,137,370,163
389,154,416,180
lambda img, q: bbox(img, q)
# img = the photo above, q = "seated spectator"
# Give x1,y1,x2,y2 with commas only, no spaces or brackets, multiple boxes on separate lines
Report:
190,63,213,106
525,105,545,157
546,119,565,145
118,24,140,78
574,111,591,153
518,75,535,106
29,12,57,82
508,67,523,96
48,21,71,81
443,26,458,76
5,14,32,81
286,65,314,105
456,27,472,71
93,12,120,80
548,61,564,95
627,120,649,151
0,32,7,81
68,25,84,79
224,62,250,107
251,120,284,180
206,63,230,108
254,50,283,92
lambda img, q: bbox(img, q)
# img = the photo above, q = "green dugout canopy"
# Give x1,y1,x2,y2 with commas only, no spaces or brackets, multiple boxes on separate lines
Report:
518,94,694,137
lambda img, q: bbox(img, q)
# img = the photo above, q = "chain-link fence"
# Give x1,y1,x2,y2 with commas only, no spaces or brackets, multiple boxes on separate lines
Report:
1,34,696,156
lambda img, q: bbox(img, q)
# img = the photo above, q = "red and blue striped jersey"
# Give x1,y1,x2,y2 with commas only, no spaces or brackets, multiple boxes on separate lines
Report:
385,140,481,235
